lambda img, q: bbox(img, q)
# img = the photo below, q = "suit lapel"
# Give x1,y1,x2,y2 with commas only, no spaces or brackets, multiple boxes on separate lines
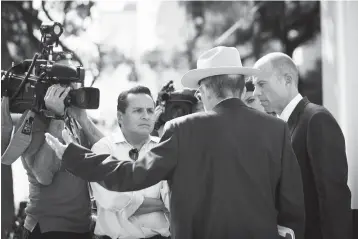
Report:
287,97,310,136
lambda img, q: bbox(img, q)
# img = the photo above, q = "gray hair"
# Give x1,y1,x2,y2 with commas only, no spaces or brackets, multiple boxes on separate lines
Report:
199,74,246,99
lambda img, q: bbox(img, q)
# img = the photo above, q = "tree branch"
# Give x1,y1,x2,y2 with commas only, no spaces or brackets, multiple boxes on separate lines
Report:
216,1,265,46
89,44,103,87
41,1,54,22
39,1,83,66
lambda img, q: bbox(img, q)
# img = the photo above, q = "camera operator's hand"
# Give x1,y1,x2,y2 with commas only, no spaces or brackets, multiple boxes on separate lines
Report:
154,105,165,122
1,97,13,131
45,128,75,160
44,85,71,116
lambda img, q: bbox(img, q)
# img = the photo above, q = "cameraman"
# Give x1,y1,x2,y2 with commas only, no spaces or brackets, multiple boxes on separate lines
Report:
153,88,202,137
2,84,103,239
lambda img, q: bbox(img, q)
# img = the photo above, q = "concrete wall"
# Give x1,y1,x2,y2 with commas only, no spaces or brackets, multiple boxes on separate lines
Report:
321,0,358,209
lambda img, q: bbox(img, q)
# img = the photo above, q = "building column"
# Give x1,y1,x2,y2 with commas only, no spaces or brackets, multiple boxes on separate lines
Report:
321,0,358,211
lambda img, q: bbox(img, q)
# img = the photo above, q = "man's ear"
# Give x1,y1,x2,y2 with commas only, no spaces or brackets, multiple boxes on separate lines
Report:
284,73,293,85
117,111,123,126
201,85,211,100
241,87,247,100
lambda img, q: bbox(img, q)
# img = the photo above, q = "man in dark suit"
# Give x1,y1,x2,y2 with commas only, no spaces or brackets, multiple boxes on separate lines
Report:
253,52,352,239
45,46,305,239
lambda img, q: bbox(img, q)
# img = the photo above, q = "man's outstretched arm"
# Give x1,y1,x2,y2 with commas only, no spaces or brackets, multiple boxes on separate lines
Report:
48,122,178,192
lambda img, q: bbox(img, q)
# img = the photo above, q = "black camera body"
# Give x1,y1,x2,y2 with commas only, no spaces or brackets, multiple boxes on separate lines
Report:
1,22,100,115
155,81,198,130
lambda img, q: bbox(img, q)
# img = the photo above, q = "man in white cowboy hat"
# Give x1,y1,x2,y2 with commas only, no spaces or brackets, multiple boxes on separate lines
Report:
45,46,305,239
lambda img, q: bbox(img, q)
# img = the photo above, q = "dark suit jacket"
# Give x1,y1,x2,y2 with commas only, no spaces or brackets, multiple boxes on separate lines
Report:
62,98,305,239
287,97,352,239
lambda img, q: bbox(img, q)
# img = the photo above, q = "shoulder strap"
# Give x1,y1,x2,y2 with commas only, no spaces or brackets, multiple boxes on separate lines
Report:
2,110,35,165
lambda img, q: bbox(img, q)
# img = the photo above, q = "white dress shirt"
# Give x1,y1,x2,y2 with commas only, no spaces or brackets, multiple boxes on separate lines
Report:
90,128,170,239
279,94,303,122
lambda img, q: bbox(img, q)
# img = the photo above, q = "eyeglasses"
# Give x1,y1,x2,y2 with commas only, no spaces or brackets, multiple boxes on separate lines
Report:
194,85,203,101
129,148,139,161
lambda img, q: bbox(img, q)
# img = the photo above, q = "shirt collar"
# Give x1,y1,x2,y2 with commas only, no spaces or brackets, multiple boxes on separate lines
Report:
112,127,159,145
213,97,239,108
279,93,303,122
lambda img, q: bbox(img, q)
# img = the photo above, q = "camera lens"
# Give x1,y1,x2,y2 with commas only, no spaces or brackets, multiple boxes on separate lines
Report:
53,25,61,35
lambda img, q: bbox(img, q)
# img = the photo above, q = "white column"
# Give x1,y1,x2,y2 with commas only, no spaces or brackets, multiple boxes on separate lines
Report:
321,0,358,209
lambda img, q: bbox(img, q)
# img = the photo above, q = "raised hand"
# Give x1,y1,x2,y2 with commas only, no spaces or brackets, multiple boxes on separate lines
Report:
154,105,165,122
61,128,76,145
45,128,74,159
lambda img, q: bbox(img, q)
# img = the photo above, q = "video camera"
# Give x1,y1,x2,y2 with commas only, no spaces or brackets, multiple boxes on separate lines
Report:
154,81,198,130
1,22,100,116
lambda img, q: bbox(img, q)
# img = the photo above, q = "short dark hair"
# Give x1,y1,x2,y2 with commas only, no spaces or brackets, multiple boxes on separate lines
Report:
117,86,153,113
245,80,255,92
199,74,246,98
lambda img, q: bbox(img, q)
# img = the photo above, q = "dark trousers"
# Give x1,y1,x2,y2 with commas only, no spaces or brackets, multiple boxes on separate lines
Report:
23,224,91,239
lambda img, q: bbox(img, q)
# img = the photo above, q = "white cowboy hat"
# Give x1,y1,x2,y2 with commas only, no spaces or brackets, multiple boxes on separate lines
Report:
181,46,260,89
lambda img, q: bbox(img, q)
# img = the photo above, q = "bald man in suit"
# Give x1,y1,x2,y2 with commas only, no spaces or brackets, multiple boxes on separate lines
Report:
253,52,352,239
